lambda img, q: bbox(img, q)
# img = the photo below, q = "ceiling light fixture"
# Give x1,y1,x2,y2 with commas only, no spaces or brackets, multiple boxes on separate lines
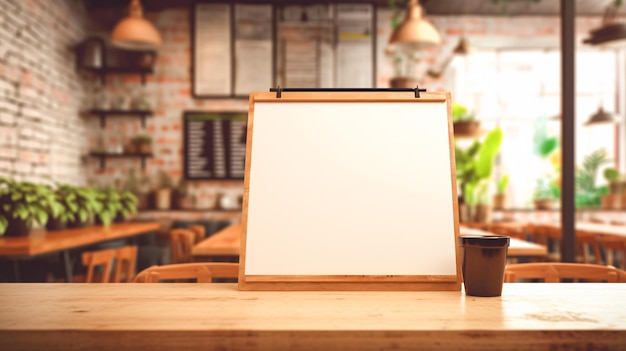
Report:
583,1,626,47
584,107,620,126
111,0,162,51
388,0,441,52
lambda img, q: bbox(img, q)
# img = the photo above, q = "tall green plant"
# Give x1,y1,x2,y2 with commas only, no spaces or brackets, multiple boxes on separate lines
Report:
575,148,610,207
58,185,100,225
455,127,503,205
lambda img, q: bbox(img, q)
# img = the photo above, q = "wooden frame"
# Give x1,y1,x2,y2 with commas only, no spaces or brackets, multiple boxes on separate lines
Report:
238,91,461,291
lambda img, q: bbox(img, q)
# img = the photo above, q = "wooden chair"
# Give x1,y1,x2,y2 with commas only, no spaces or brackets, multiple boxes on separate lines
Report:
504,262,626,283
78,245,138,283
188,225,206,244
597,235,626,270
576,230,603,265
169,229,196,264
133,262,239,283
81,248,117,283
112,245,138,283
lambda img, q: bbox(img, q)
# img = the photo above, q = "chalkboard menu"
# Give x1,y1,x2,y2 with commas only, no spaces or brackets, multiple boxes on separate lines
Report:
183,111,247,180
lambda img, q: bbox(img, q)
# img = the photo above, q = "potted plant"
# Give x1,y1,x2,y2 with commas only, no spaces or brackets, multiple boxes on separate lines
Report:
45,184,79,231
455,127,503,222
154,170,174,210
94,187,121,226
118,189,138,221
386,49,419,88
60,185,99,228
0,178,60,237
173,178,194,209
452,103,480,137
602,168,625,209
574,148,610,208
492,174,509,210
129,134,152,154
124,168,151,210
533,176,560,210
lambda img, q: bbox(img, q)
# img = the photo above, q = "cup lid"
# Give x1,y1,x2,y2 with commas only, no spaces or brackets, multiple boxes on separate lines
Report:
460,235,510,247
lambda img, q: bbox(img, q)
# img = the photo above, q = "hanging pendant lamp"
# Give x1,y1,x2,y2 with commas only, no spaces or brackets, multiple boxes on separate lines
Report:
111,0,162,51
584,107,619,126
584,2,626,47
388,0,441,52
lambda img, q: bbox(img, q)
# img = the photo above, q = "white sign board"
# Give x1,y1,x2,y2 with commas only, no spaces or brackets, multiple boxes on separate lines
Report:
239,91,461,291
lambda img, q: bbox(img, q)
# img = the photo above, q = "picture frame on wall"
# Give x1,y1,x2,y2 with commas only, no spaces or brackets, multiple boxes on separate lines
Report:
191,1,275,98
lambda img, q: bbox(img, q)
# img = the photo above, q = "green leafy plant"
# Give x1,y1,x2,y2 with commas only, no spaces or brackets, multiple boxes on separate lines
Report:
496,174,509,195
157,170,174,189
176,178,189,197
575,148,611,207
451,103,476,123
118,189,138,220
603,167,626,195
95,187,121,226
59,185,100,226
48,184,79,225
455,127,503,205
533,176,560,201
0,178,60,235
131,134,152,145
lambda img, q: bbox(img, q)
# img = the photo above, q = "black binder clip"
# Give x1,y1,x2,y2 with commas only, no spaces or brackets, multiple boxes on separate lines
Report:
271,86,282,98
414,85,426,98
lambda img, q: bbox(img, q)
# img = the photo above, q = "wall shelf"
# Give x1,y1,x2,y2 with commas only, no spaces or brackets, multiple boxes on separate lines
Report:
83,66,154,85
89,152,153,170
88,109,153,128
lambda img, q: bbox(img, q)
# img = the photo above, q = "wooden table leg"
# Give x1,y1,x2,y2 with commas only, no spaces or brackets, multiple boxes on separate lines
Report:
62,251,73,283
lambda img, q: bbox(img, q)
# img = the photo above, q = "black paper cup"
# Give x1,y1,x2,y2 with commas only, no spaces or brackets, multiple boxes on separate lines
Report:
460,235,510,297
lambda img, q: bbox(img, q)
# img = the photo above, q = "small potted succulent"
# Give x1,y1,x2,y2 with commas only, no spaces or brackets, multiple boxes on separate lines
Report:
0,178,60,237
492,174,509,210
602,168,625,209
154,170,174,210
452,103,481,138
129,134,152,154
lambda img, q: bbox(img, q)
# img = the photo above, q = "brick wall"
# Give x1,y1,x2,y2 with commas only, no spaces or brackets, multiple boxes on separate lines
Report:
0,0,92,185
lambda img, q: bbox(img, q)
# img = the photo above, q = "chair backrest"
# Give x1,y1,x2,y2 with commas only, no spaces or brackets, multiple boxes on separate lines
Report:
133,262,239,283
504,262,626,283
188,225,206,244
112,245,138,283
169,229,196,264
598,235,626,270
82,248,117,283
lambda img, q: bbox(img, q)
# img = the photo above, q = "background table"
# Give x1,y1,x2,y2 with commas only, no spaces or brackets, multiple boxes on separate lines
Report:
0,222,161,282
192,223,548,260
0,283,624,350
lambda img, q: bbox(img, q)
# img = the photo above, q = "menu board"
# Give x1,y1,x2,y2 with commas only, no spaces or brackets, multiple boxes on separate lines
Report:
183,111,247,180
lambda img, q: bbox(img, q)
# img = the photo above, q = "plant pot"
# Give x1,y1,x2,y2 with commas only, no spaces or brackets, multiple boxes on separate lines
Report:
155,188,171,210
125,143,138,154
137,143,152,154
114,213,127,223
3,217,32,237
389,77,417,89
534,199,557,210
136,193,150,211
601,194,619,209
67,218,91,228
474,204,491,223
492,194,506,210
453,121,481,137
46,217,66,231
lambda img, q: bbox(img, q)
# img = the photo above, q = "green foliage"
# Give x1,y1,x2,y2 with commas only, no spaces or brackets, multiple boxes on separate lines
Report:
131,134,152,145
533,118,559,158
496,174,509,194
575,148,611,207
455,127,503,205
0,178,59,235
124,168,151,195
58,185,100,224
451,103,475,123
176,178,189,196
50,185,78,224
533,176,561,201
95,187,138,225
604,168,619,182
157,170,174,189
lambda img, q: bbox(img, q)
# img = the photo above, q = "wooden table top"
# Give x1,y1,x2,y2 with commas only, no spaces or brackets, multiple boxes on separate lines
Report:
0,283,624,350
192,223,547,258
0,222,162,257
192,222,241,257
459,227,548,257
